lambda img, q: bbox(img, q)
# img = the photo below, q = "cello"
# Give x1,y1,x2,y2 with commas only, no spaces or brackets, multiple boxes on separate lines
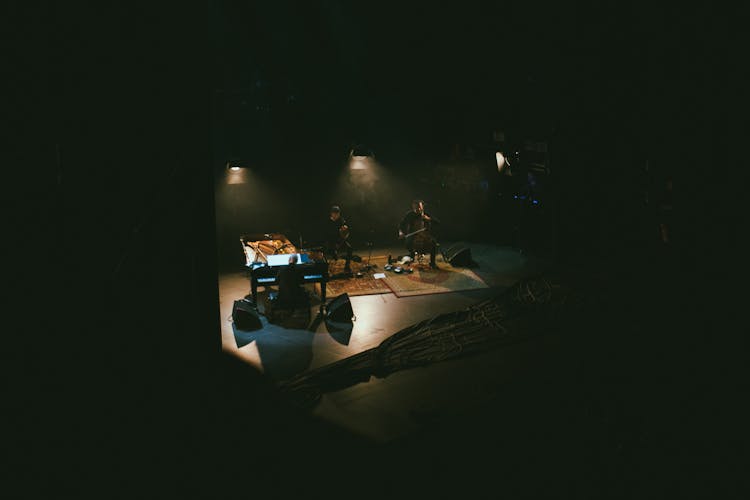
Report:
400,212,438,265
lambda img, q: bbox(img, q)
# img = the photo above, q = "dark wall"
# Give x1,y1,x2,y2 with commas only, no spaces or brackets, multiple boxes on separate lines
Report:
210,1,728,272
210,2,704,270
10,1,729,497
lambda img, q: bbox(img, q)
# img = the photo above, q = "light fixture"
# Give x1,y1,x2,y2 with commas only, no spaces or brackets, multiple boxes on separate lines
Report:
226,161,248,184
496,151,512,173
349,158,368,170
349,144,374,159
226,161,245,171
348,144,375,170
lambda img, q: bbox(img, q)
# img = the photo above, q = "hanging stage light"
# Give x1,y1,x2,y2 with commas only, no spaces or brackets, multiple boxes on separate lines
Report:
226,161,248,184
348,144,374,170
497,150,523,176
496,151,507,172
226,161,244,171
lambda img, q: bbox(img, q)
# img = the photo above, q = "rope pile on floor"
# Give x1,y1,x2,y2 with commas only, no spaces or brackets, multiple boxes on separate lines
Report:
277,275,579,409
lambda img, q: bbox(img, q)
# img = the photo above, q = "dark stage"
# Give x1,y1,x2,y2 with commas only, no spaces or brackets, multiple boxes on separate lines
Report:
221,243,544,441
10,2,738,499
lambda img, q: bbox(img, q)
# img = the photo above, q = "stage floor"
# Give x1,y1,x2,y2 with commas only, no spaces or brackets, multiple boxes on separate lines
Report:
218,243,549,440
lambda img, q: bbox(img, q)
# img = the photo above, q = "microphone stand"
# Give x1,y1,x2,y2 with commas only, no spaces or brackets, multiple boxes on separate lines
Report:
360,229,376,272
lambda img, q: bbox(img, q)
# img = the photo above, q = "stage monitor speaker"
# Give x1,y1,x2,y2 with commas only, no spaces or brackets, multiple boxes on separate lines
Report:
232,299,262,331
326,293,354,322
443,243,473,267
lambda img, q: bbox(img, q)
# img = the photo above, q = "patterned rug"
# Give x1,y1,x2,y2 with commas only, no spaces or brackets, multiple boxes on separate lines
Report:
315,254,488,298
381,255,488,297
315,255,392,297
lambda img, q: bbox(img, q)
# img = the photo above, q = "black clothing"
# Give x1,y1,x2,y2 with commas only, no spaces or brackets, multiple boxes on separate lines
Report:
399,210,431,235
325,216,348,245
276,263,304,304
324,216,352,270
399,209,437,267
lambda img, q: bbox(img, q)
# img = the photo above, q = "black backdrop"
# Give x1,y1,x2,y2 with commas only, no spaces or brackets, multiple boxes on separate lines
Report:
7,2,735,498
209,1,704,270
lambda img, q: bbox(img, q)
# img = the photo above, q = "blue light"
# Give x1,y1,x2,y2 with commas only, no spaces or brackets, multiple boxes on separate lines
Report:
513,195,518,199
533,200,538,205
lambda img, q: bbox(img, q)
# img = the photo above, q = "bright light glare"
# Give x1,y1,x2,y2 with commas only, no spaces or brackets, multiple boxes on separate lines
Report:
229,166,241,172
496,152,506,171
350,158,369,170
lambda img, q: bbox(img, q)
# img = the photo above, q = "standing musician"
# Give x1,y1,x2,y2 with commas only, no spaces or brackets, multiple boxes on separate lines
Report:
398,199,439,269
325,205,352,273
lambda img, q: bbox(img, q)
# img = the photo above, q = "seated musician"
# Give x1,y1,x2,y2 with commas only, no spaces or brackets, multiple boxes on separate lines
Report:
325,205,352,274
276,254,307,306
398,199,438,269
